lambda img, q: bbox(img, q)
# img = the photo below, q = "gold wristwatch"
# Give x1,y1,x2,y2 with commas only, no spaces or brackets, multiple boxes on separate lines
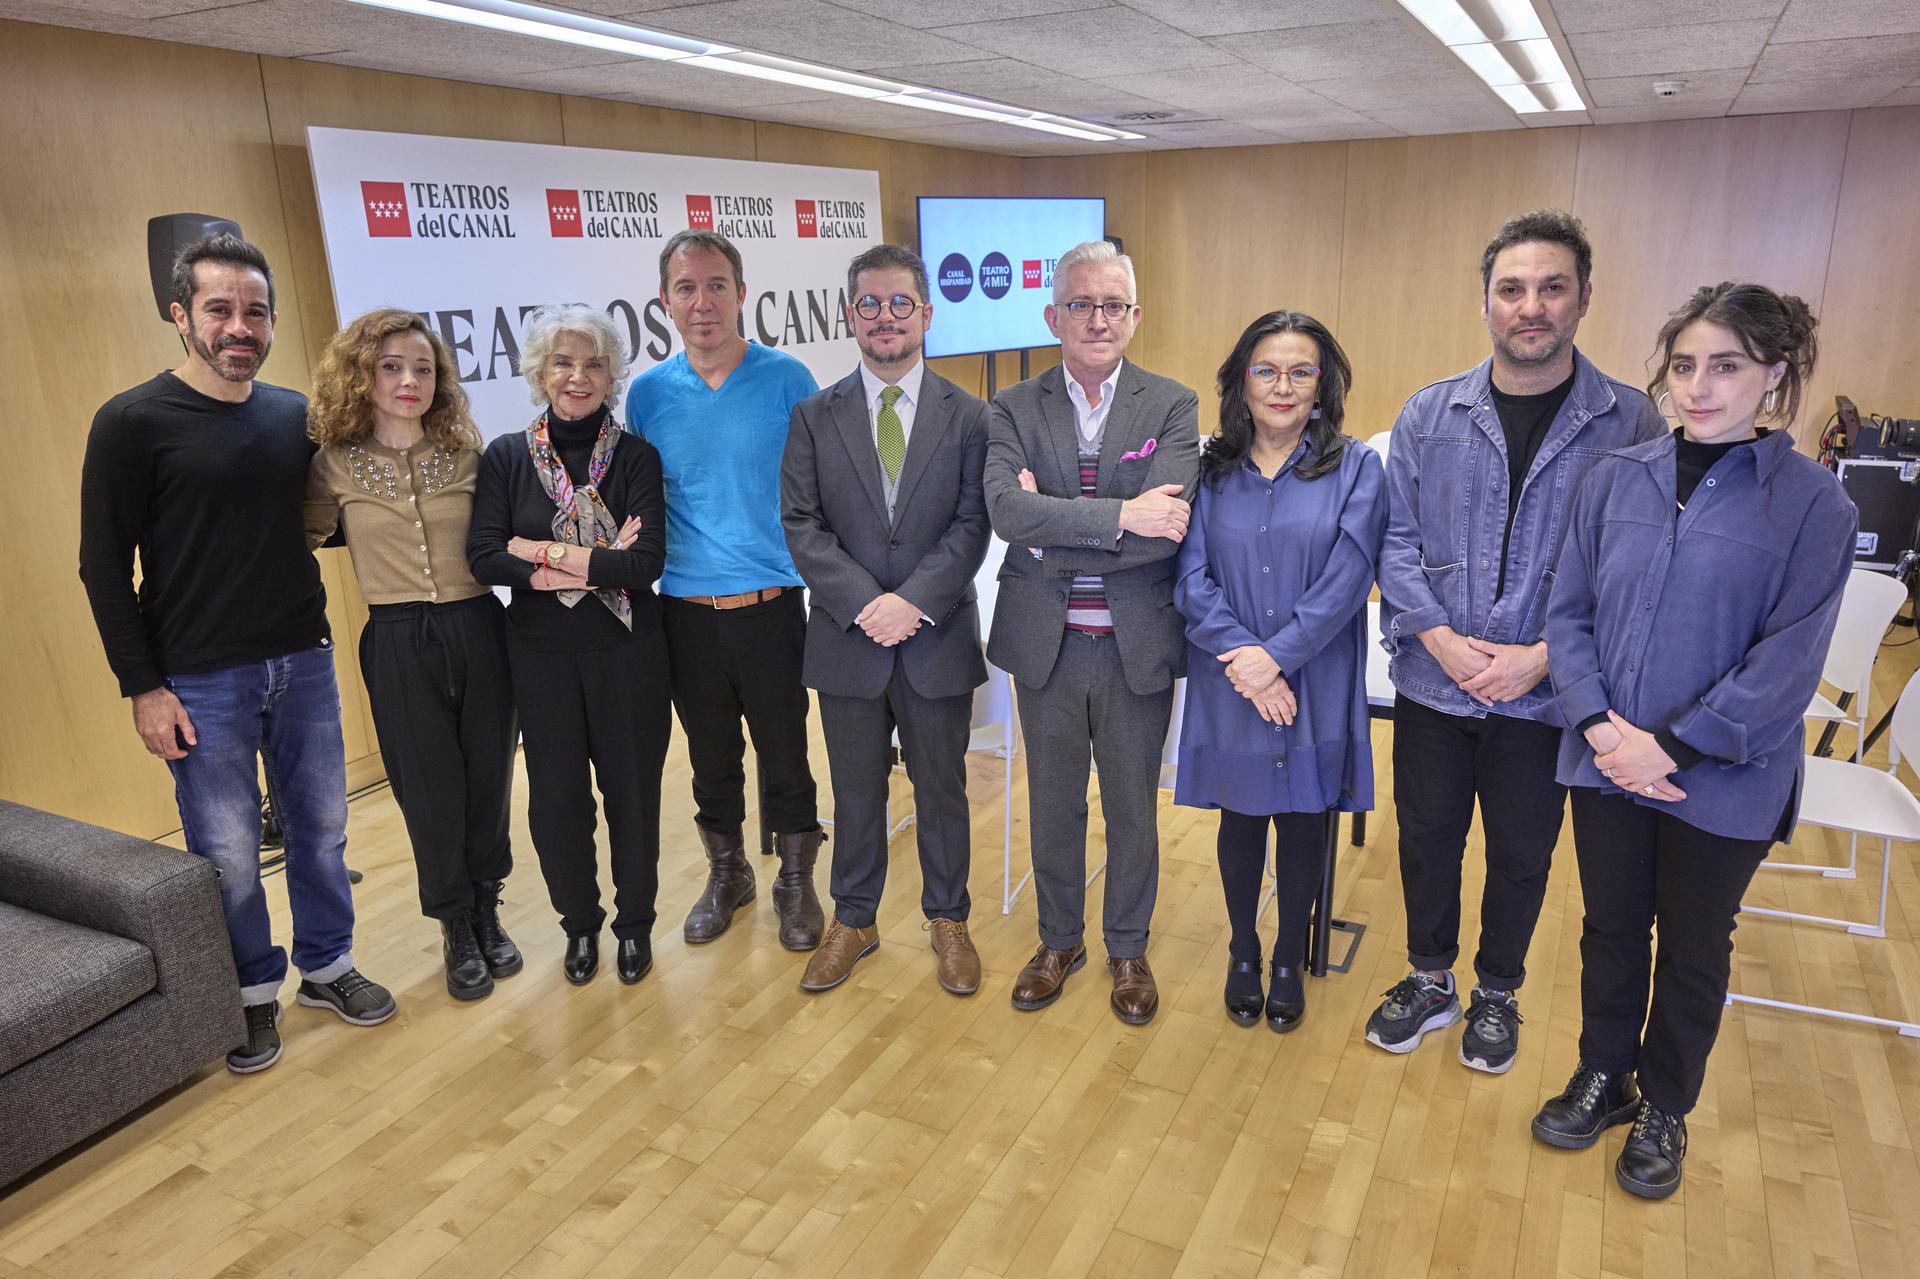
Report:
544,543,567,568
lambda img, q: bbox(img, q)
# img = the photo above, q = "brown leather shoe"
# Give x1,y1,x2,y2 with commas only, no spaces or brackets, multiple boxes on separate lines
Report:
684,823,754,944
1108,955,1158,1026
1010,941,1087,1011
926,918,980,996
798,919,879,992
771,827,827,951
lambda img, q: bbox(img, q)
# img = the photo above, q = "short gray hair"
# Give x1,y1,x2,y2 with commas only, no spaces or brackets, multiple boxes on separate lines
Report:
519,304,630,406
1051,238,1135,305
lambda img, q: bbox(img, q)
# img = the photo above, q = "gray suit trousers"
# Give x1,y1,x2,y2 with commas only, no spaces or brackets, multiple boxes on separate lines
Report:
1017,630,1173,959
819,663,973,927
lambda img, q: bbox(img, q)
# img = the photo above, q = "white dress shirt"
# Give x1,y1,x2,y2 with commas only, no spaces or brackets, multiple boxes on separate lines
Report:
1064,359,1123,453
859,356,924,453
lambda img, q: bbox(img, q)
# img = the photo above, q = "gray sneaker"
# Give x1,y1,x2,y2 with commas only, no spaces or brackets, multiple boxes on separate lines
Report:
227,1001,282,1074
297,969,397,1026
1364,971,1462,1053
1459,986,1523,1074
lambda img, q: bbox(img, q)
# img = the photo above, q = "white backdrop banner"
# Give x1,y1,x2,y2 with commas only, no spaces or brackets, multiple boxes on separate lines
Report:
306,126,883,440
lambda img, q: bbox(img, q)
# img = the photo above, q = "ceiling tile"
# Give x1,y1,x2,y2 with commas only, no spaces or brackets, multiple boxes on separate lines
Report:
1549,0,1785,36
627,0,988,70
1729,74,1912,113
864,57,1174,117
1566,20,1775,79
1588,101,1738,124
1220,18,1458,82
1121,0,1364,39
1772,0,1920,43
1227,98,1380,131
0,0,151,32
3,0,245,15
827,0,1108,29
1365,105,1519,135
1273,120,1403,141
750,95,993,132
1749,33,1920,83
148,0,629,63
1581,67,1751,108
1878,83,1920,105
511,56,831,108
882,120,1107,154
1126,119,1292,147
927,7,1242,78
1308,70,1500,113
1085,66,1332,114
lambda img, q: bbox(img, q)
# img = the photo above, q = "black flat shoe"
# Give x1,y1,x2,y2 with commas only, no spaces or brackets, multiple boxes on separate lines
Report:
1224,958,1263,1026
617,936,652,985
1532,1062,1640,1150
563,933,599,985
1266,962,1305,1034
1616,1102,1687,1200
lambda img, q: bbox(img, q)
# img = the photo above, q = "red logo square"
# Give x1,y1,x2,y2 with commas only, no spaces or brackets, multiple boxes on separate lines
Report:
547,188,582,238
686,194,713,231
1022,259,1042,288
795,199,818,238
361,181,410,237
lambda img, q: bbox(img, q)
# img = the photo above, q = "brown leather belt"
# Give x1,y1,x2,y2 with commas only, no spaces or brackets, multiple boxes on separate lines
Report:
670,586,787,610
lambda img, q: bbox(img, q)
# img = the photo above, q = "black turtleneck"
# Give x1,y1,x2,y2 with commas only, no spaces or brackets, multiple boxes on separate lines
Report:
466,403,667,651
1675,426,1766,509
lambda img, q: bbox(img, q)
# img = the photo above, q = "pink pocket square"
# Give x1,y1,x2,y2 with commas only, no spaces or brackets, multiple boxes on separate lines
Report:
1120,437,1158,462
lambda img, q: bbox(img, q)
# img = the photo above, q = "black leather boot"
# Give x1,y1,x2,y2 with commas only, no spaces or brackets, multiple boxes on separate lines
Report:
1531,1062,1641,1150
617,936,653,985
1265,962,1305,1034
442,914,493,1001
471,880,524,978
770,827,827,951
563,933,599,985
684,824,755,943
1616,1102,1687,1199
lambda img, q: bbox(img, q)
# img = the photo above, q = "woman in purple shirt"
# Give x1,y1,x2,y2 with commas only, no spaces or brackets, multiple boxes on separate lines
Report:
1175,312,1386,1033
1535,284,1853,1200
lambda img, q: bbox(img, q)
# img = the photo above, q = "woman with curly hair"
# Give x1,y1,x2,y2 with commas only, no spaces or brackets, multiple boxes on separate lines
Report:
304,307,523,1001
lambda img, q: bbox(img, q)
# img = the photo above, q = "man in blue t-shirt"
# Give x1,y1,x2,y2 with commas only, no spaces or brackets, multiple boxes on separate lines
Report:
626,230,825,953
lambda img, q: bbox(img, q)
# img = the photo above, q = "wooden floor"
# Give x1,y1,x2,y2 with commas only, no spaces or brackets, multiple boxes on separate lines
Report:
5,650,1920,1278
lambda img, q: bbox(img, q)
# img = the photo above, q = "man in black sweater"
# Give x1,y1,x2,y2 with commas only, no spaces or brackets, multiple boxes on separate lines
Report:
78,233,394,1075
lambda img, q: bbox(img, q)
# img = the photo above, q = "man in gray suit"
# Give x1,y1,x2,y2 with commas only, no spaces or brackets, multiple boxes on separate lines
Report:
782,244,992,995
984,239,1200,1025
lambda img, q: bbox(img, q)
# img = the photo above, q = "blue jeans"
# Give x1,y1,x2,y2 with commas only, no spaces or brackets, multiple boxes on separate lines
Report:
165,644,355,1004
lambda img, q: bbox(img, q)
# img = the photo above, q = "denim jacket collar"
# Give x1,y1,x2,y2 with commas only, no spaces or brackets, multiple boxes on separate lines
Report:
1449,347,1618,421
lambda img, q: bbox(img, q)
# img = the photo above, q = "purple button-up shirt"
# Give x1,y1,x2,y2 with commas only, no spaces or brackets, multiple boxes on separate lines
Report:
1174,438,1386,815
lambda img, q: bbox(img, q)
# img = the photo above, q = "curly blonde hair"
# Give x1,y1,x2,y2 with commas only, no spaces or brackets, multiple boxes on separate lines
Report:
308,308,480,449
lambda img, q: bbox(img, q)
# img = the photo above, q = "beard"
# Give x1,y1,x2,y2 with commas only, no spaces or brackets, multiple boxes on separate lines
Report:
189,330,268,383
1492,320,1574,369
858,329,922,369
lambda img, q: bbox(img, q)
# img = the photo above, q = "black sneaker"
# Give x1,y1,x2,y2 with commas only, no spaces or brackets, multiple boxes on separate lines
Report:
297,968,397,1026
227,1001,282,1074
1364,971,1461,1053
1616,1102,1688,1199
1459,986,1523,1074
1532,1062,1641,1149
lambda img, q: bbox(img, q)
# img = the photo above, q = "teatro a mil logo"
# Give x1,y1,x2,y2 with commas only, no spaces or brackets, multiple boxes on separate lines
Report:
362,182,410,237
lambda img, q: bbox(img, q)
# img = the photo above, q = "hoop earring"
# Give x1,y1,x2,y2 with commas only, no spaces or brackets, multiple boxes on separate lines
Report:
1762,388,1779,416
1657,390,1674,419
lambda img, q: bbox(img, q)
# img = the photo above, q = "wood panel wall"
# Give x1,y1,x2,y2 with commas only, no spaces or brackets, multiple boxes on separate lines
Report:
5,17,1918,835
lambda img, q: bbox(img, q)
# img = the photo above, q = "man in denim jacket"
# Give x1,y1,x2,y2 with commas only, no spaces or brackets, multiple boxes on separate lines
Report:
1369,211,1663,1073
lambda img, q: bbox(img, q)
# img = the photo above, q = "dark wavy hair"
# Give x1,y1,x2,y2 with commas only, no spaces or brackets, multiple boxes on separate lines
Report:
1203,311,1351,485
1647,282,1819,427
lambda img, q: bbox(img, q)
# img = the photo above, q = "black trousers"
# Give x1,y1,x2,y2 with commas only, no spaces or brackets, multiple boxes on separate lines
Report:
507,622,671,941
360,595,516,921
661,589,817,835
1392,693,1566,991
1216,809,1328,968
818,662,972,928
1570,788,1773,1115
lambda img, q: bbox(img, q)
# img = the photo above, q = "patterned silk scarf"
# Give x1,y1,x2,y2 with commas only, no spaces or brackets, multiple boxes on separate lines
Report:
526,412,633,630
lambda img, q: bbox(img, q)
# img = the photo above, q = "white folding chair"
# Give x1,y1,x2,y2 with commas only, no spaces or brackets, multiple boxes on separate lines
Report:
1769,569,1911,878
1729,670,1920,1036
1366,429,1393,465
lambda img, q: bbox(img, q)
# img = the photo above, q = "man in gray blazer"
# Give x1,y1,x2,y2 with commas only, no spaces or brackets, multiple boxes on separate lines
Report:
782,244,992,995
984,239,1200,1025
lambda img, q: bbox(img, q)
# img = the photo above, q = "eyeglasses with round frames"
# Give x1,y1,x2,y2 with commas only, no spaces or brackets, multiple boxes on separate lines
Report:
1061,299,1135,321
853,294,925,320
1247,364,1321,388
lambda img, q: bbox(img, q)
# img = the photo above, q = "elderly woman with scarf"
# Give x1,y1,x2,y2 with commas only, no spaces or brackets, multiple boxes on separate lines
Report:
468,303,668,987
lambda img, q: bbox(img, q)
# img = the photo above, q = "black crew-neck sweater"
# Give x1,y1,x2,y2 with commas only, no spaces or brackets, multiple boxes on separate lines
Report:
466,411,667,651
1490,370,1574,598
78,371,329,697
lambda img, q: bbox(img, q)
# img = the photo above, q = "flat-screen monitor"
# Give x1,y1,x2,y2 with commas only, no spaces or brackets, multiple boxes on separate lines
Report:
917,196,1106,358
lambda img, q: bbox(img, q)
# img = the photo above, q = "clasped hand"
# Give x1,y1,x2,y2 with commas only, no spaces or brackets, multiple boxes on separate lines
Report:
509,515,642,591
1423,626,1548,706
1219,646,1296,725
1589,709,1686,802
859,593,923,647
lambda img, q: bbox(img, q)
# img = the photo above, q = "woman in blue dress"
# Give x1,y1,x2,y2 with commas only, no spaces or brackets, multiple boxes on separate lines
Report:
1175,311,1387,1032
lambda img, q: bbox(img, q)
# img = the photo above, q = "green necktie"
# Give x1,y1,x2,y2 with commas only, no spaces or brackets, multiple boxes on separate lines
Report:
877,385,905,484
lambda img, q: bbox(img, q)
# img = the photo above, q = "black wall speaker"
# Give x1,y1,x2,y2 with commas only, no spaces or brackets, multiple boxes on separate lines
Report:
146,214,242,321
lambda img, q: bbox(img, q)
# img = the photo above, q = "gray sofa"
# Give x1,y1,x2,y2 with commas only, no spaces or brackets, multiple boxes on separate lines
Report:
0,800,244,1188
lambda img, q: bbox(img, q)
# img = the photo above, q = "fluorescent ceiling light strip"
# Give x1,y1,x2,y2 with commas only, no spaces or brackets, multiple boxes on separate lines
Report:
681,53,907,99
1398,0,1581,112
1491,82,1548,114
881,93,1027,123
1029,114,1142,141
346,0,722,60
1016,118,1123,142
